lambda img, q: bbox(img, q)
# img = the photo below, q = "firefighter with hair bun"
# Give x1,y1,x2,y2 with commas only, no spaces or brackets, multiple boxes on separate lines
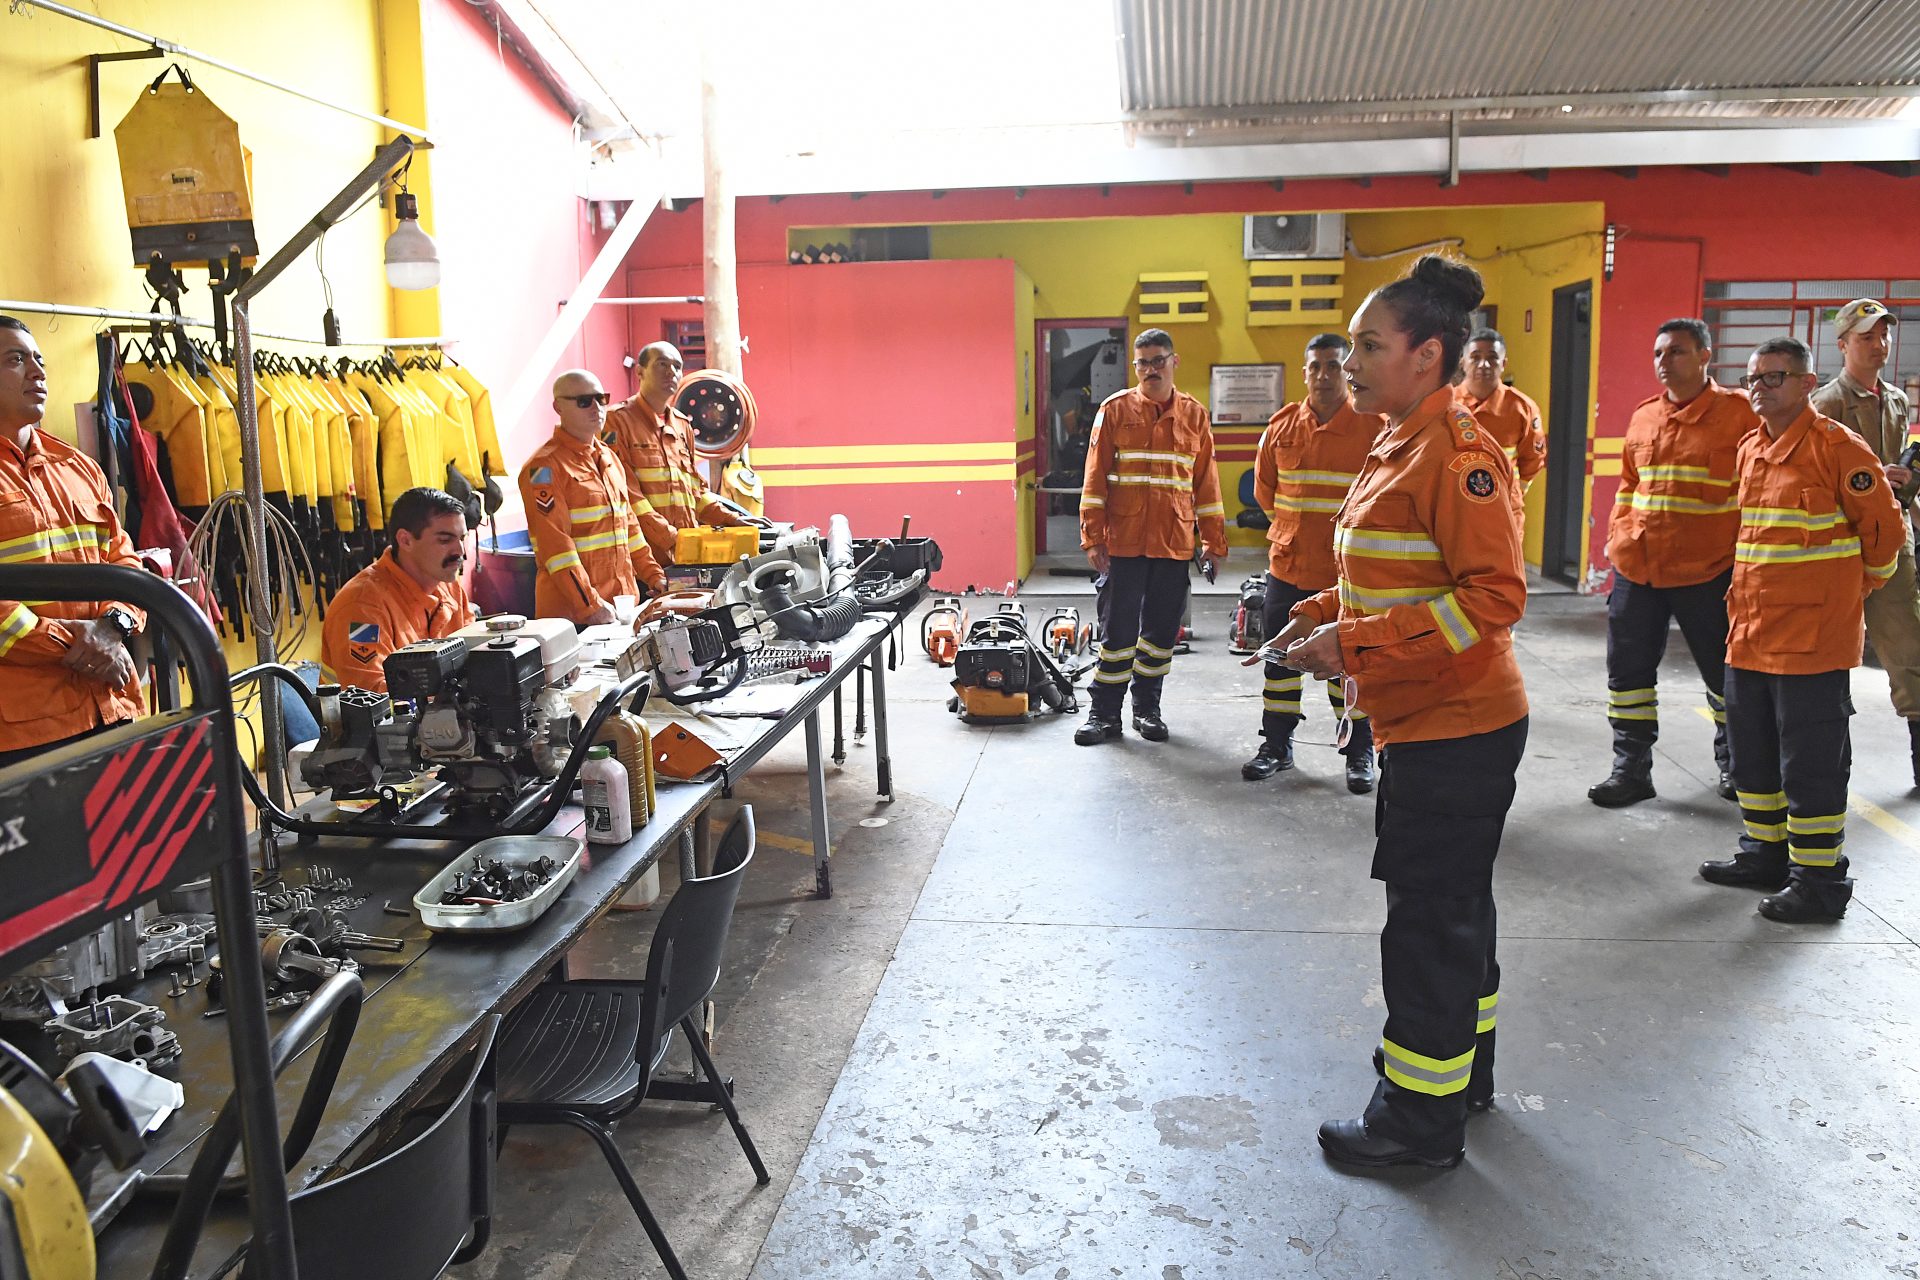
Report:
1268,255,1528,1170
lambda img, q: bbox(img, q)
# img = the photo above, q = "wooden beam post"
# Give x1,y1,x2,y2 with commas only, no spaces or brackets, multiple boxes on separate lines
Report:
700,23,742,382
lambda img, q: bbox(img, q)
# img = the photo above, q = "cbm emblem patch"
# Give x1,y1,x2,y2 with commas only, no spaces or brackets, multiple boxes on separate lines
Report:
1462,468,1498,502
1849,469,1876,493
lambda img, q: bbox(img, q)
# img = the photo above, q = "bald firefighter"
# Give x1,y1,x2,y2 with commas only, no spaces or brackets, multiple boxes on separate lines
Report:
1076,328,1229,745
1700,338,1902,923
519,370,666,626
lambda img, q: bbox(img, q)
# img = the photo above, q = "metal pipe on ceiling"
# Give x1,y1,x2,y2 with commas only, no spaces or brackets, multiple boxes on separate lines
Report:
11,0,434,140
0,299,450,348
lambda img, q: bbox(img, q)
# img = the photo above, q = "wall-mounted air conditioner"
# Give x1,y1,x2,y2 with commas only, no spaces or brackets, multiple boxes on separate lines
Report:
1244,213,1345,261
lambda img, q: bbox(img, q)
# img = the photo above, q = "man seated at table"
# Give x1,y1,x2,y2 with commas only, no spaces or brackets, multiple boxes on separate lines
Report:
320,486,476,692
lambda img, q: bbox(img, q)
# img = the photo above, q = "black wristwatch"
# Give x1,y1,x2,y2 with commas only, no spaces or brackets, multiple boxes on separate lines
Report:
101,607,138,641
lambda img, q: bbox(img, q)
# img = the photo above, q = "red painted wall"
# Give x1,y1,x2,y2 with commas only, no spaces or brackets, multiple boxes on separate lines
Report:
419,0,628,467
619,166,1920,583
627,258,1021,591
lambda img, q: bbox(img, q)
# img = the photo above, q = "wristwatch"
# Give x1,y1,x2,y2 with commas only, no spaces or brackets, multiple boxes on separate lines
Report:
100,607,138,641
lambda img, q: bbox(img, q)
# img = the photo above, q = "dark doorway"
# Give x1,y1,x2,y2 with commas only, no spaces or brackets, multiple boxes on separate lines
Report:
1543,281,1594,585
1032,319,1128,556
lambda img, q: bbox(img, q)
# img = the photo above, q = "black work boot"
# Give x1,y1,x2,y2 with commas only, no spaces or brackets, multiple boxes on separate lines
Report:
1759,874,1852,923
1699,851,1791,890
1074,713,1122,746
1317,1117,1464,1169
1343,719,1376,794
1242,738,1293,780
1589,741,1656,807
1716,771,1737,802
1909,719,1920,787
1131,707,1170,742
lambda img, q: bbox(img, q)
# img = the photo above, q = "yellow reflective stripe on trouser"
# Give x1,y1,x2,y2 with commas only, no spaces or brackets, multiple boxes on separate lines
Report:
1094,642,1135,684
1428,593,1480,653
1327,678,1366,720
0,602,38,658
1739,789,1788,842
1704,690,1726,724
1263,673,1302,714
545,550,581,574
1608,687,1658,721
1476,992,1497,1034
1737,789,1787,808
1133,636,1173,678
1379,1038,1473,1096
1335,526,1444,561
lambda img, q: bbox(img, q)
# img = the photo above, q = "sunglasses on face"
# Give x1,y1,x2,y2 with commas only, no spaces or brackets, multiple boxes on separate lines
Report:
1738,371,1798,390
566,392,611,408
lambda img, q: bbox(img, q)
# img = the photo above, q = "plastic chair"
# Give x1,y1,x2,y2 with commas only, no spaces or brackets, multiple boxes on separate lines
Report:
494,806,771,1280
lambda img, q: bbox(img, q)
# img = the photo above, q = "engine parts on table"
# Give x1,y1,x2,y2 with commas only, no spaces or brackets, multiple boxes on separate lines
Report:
947,603,1089,725
44,996,180,1069
414,836,585,935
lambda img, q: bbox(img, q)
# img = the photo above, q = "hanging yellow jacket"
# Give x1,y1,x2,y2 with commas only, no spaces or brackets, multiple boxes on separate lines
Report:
262,373,316,510
405,364,481,482
349,371,433,518
191,371,243,500
323,378,383,530
306,376,357,530
444,363,506,477
288,372,347,522
123,361,215,509
392,374,450,485
209,364,291,494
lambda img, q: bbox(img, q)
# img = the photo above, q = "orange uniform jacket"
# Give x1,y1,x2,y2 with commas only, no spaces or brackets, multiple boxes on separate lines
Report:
1080,387,1229,560
518,430,666,625
1254,400,1386,591
1293,386,1529,746
1464,383,1546,485
0,430,148,753
1726,407,1903,675
602,398,736,563
319,550,476,692
1606,381,1760,588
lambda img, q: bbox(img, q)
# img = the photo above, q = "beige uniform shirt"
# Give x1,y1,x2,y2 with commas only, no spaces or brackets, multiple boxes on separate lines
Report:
1813,371,1913,467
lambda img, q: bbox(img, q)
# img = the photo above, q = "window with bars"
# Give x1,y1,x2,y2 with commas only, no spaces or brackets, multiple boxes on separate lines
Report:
664,320,708,371
1702,279,1919,419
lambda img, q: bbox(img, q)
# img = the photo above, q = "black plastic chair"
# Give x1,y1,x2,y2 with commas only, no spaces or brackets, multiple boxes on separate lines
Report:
495,806,771,1280
259,1013,499,1279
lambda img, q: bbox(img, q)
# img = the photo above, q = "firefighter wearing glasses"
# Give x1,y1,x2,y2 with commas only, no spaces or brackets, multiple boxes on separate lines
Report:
1076,329,1229,745
519,370,666,626
1811,299,1920,783
1590,319,1759,809
1243,332,1385,791
1269,257,1527,1170
603,341,747,566
1699,338,1902,924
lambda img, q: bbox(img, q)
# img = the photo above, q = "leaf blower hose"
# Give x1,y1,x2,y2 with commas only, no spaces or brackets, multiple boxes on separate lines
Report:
757,514,865,643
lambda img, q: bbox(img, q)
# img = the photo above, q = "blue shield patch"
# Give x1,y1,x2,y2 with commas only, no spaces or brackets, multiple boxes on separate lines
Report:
531,466,553,486
348,622,380,644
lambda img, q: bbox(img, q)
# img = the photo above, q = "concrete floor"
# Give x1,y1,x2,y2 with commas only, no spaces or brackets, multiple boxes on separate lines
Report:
456,589,1920,1280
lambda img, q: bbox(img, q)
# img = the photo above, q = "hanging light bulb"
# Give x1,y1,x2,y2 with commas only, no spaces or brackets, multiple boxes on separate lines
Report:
384,190,440,290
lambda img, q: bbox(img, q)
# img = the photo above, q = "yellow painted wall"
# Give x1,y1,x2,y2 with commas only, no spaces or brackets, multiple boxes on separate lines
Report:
1,0,434,757
1013,265,1036,578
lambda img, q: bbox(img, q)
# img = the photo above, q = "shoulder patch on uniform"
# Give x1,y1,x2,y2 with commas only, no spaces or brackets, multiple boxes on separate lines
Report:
531,465,552,486
1460,466,1499,503
1849,467,1878,492
533,489,556,514
347,621,380,644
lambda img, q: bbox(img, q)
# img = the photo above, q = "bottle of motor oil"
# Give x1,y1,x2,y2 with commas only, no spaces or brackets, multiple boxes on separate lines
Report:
579,745,632,844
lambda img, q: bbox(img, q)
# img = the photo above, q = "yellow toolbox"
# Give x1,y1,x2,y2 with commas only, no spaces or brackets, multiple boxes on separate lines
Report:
673,524,760,564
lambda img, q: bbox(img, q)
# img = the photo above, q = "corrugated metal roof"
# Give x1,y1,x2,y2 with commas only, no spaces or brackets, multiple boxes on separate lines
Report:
1117,0,1920,122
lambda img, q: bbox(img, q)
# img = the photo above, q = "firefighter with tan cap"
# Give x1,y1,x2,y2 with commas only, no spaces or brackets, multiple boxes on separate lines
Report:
1811,298,1920,783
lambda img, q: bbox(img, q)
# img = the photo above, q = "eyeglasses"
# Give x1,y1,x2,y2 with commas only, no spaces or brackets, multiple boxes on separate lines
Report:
1738,370,1799,390
566,392,611,408
1334,676,1361,751
1133,355,1174,372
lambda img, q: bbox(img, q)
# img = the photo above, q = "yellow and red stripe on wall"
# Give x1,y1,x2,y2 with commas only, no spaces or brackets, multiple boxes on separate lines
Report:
751,442,1018,487
1211,422,1267,466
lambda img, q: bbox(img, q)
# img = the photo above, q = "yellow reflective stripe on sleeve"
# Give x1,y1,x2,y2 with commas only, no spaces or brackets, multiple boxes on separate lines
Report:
1626,492,1740,516
1339,579,1443,614
0,602,39,657
1429,592,1481,653
1081,495,1106,508
1272,494,1345,514
1735,537,1863,564
1476,992,1498,1034
1379,1037,1474,1096
1869,556,1898,579
0,523,107,564
1639,465,1732,488
1742,507,1846,531
1787,813,1847,836
1107,474,1191,490
1195,503,1225,517
1335,527,1444,561
1274,469,1359,487
545,550,582,574
569,505,612,523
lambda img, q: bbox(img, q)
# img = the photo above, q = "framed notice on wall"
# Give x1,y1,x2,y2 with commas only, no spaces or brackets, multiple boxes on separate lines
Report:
1209,363,1286,425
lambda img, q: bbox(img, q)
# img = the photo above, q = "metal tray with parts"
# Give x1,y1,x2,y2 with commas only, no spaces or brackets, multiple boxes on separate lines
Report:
413,836,584,935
